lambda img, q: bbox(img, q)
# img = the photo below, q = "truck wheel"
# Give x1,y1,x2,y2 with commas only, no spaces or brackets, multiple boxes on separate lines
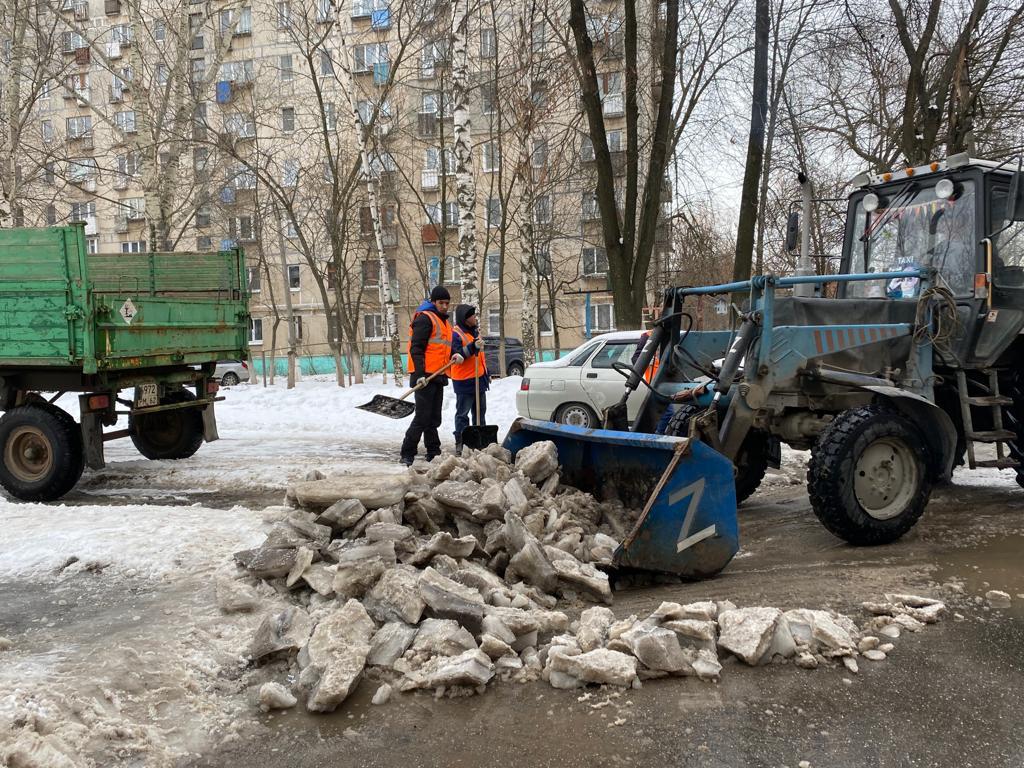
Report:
129,390,204,461
808,404,931,545
0,405,85,501
664,404,769,505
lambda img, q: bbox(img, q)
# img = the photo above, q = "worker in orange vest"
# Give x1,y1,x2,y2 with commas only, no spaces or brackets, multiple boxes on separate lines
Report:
450,304,489,455
400,286,463,465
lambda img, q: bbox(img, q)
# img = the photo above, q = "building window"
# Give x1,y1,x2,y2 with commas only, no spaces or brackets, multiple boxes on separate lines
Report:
363,313,384,340
220,7,252,35
531,80,547,107
480,82,497,115
279,54,294,81
587,303,614,332
362,258,396,286
534,244,551,276
66,115,92,139
487,307,501,334
485,198,502,229
582,193,599,220
44,163,55,184
481,141,499,172
532,139,548,169
41,120,54,144
352,43,388,72
276,1,291,28
70,201,96,221
281,107,295,132
197,235,213,250
86,236,99,254
114,110,137,133
225,114,256,139
532,21,546,53
486,251,500,281
539,306,554,336
247,267,261,292
582,246,608,276
600,72,624,116
121,198,146,219
154,20,166,41
443,258,461,285
282,159,299,187
249,317,263,344
195,205,211,228
533,195,552,225
480,28,496,58
324,102,337,130
121,241,147,253
288,264,300,290
315,0,331,22
320,49,334,75
291,315,303,340
230,216,254,241
45,205,57,225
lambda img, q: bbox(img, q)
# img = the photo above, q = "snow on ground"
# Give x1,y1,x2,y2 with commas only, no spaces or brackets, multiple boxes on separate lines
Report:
0,502,265,580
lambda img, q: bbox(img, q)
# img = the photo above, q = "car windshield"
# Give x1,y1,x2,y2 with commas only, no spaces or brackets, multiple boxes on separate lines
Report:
847,180,976,298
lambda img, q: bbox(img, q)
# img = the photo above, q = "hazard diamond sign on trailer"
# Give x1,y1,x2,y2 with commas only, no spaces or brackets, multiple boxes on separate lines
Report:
119,298,138,324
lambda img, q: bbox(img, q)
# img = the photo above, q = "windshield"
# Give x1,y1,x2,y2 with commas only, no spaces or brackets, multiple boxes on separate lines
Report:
847,180,976,298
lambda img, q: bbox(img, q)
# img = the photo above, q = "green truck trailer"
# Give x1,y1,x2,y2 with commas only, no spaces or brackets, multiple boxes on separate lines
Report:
0,225,250,501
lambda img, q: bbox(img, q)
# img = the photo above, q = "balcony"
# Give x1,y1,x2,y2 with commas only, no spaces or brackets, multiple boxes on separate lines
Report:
421,168,438,190
421,224,440,244
602,93,624,117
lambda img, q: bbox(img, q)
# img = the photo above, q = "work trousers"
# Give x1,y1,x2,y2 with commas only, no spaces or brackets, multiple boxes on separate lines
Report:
400,379,445,460
454,389,487,442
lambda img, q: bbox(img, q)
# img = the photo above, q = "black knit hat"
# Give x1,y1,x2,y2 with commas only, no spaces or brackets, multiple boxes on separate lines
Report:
430,285,451,302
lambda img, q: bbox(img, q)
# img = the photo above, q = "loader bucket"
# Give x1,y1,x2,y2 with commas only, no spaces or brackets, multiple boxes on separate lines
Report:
503,419,739,580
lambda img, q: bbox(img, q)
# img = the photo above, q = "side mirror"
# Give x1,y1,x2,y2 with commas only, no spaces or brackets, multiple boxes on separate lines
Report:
785,211,800,252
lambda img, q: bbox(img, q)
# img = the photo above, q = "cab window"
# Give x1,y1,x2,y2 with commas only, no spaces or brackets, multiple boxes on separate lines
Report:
990,185,1024,287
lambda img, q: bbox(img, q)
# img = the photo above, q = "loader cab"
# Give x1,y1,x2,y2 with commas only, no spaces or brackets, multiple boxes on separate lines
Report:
837,156,1024,366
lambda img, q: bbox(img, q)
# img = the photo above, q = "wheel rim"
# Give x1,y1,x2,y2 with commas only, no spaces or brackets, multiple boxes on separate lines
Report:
510,364,523,376
853,437,919,520
560,405,593,428
4,426,54,483
223,373,238,385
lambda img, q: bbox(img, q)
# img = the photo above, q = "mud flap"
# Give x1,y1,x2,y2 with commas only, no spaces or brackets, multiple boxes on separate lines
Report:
503,419,739,579
202,401,219,442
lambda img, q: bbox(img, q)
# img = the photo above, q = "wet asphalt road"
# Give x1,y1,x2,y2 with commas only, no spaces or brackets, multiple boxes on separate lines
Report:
187,473,1024,768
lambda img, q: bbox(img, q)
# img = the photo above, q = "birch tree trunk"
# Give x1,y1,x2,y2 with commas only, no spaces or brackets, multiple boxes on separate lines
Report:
450,0,479,306
337,24,404,386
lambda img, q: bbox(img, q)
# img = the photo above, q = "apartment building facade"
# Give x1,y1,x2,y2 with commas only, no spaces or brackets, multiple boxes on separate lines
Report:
5,0,671,371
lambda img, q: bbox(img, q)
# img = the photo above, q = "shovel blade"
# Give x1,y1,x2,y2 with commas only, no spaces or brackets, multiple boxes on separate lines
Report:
462,425,499,450
503,418,738,579
356,394,416,419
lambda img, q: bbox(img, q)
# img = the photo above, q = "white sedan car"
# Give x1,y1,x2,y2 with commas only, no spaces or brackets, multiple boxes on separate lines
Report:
515,331,647,428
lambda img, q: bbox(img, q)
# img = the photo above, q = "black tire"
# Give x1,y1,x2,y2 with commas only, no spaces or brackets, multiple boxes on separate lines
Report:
808,404,931,546
555,402,598,429
507,362,525,377
0,404,85,501
1002,371,1024,488
664,404,769,505
129,389,205,460
221,372,240,387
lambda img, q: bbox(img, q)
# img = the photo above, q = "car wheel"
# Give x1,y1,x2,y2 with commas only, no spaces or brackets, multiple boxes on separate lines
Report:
507,362,525,377
555,403,598,429
221,372,240,387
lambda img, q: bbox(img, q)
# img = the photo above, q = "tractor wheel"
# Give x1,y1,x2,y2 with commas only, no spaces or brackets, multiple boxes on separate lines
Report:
1002,371,1024,489
0,404,85,501
129,389,204,461
808,404,931,545
664,404,770,505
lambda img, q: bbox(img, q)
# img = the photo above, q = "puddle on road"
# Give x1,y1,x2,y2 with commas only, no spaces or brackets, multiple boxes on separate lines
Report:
934,533,1024,619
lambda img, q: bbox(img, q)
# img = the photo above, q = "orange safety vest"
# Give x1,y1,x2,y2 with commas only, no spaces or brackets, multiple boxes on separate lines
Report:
450,327,487,381
644,352,660,383
406,310,453,374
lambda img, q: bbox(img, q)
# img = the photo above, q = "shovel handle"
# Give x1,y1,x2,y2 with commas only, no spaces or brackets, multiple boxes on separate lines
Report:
399,358,458,401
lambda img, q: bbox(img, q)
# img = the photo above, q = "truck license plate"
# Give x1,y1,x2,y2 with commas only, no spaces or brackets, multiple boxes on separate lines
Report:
136,383,159,408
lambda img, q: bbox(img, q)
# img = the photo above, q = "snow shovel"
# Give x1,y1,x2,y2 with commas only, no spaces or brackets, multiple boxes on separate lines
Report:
461,354,498,450
357,359,458,419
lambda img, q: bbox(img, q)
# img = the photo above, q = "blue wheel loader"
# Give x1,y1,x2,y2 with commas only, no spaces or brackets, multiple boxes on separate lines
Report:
505,154,1024,580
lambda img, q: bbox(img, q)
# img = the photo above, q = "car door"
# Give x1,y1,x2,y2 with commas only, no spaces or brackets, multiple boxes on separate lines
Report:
527,340,597,419
580,339,645,421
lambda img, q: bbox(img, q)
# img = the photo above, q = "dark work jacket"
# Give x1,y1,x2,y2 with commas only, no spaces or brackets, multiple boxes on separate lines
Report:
409,299,451,385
